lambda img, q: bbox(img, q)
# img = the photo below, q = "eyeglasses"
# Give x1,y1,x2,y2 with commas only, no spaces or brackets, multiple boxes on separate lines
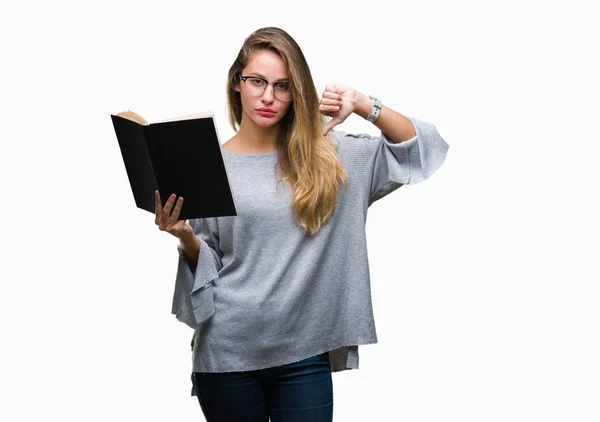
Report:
239,75,293,102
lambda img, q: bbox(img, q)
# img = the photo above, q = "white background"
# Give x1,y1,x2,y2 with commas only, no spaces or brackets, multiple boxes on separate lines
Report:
1,0,599,421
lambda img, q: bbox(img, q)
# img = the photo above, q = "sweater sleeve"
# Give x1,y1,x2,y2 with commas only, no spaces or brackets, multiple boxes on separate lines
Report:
171,217,223,329
336,115,449,206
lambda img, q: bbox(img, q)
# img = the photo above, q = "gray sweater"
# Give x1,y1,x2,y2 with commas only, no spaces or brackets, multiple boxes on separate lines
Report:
171,116,449,395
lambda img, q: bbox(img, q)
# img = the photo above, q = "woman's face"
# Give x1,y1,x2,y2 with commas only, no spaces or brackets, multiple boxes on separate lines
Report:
235,49,293,129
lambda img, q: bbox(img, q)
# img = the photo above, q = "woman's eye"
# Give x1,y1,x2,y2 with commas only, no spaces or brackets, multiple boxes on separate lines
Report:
251,78,266,86
275,82,290,90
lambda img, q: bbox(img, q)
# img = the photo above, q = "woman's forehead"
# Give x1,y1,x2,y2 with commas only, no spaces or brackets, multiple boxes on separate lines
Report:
245,50,288,79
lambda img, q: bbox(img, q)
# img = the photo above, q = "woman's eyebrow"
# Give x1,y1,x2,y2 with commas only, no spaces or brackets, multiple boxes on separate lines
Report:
249,72,289,82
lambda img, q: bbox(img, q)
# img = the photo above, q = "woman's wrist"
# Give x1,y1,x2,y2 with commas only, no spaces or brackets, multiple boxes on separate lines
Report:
352,91,374,119
180,231,201,269
179,227,198,247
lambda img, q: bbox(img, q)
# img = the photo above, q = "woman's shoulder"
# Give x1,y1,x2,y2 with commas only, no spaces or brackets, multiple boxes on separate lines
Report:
221,138,241,153
329,129,378,155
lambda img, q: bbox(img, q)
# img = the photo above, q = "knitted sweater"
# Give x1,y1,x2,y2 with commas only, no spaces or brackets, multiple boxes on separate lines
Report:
170,116,449,396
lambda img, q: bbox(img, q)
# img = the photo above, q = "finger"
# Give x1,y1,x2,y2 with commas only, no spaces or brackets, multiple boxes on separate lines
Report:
155,190,163,224
319,97,342,106
155,190,163,211
319,100,340,108
168,197,184,224
321,90,343,101
324,84,339,95
322,119,338,136
319,104,340,114
162,193,176,216
318,107,334,118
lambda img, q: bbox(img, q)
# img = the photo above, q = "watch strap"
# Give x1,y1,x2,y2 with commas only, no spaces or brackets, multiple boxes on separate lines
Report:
366,95,382,122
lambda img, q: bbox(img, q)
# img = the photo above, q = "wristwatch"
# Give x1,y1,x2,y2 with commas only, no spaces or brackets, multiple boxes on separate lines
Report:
365,95,382,122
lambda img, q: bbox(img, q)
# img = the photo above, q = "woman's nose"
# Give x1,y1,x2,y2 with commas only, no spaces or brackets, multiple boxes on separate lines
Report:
261,84,275,102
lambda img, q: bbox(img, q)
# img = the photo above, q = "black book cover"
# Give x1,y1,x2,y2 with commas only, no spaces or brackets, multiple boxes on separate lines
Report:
110,111,237,220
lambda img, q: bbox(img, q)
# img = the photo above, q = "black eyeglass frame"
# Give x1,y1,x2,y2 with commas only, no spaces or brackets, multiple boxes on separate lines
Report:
239,75,293,101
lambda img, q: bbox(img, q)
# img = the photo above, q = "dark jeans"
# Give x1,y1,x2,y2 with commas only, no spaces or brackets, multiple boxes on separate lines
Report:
191,352,333,422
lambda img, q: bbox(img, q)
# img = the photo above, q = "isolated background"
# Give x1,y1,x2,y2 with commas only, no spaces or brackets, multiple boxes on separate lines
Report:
2,0,599,421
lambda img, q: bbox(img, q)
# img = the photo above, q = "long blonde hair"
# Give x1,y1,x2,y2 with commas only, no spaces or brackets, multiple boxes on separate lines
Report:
226,27,348,236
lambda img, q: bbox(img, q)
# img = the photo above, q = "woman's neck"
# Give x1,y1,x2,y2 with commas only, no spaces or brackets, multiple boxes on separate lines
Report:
234,115,280,153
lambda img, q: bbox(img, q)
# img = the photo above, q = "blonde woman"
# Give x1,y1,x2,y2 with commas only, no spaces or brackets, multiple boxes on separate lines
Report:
155,27,449,422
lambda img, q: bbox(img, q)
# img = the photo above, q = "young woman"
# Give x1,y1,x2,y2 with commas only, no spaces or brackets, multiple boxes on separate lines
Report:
155,27,449,422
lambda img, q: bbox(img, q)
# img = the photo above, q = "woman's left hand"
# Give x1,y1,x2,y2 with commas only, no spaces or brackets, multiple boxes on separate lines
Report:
319,83,357,136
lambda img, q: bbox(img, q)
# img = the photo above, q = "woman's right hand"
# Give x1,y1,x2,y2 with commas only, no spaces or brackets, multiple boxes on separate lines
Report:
155,190,194,242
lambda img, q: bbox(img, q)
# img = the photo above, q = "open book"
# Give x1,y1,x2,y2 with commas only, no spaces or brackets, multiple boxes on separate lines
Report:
110,110,237,220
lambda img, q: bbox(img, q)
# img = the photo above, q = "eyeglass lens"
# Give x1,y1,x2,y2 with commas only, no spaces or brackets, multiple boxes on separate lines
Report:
244,77,292,101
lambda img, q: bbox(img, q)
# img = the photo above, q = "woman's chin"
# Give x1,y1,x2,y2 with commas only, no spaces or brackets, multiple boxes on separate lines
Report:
252,116,281,128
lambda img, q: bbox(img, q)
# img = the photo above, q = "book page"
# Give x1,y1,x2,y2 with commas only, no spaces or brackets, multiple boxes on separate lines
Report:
155,111,214,123
116,110,148,125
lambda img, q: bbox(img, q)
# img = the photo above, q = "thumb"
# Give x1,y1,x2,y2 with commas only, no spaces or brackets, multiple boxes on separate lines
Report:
323,118,337,136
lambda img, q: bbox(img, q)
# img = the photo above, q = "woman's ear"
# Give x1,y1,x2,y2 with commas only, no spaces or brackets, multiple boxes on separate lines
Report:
234,82,240,93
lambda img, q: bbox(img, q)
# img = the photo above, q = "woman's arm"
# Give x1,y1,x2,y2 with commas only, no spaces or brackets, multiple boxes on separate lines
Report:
172,218,223,329
352,91,417,143
320,83,449,203
180,233,201,273
320,83,416,143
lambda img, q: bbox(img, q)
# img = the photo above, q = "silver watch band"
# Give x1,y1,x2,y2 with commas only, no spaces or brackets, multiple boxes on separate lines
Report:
366,95,382,122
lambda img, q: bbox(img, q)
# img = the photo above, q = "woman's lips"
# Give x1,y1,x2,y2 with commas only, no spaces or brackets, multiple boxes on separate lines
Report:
258,110,275,117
